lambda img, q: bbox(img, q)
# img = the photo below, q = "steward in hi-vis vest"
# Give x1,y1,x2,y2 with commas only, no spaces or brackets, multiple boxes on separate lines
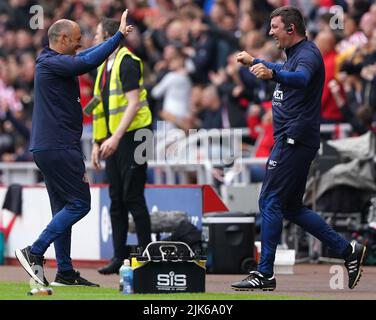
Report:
92,46,151,142
91,18,152,275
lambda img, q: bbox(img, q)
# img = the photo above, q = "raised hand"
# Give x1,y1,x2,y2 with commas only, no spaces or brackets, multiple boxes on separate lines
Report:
119,9,134,36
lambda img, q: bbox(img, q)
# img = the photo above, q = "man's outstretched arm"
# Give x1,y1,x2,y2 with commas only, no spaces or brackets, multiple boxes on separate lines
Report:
250,52,320,89
47,10,133,76
253,58,284,72
236,51,284,71
50,32,124,76
250,63,312,89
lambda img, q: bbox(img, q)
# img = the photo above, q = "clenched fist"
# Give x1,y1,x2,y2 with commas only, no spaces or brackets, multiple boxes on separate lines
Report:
250,63,273,80
236,51,254,67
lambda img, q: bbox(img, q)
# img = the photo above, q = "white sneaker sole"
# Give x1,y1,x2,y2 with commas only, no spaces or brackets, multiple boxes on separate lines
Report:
50,281,99,287
15,248,45,286
50,281,85,287
232,287,276,292
50,281,90,287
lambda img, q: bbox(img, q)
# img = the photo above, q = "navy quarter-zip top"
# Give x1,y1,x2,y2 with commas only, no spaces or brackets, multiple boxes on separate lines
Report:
254,39,325,148
30,31,124,151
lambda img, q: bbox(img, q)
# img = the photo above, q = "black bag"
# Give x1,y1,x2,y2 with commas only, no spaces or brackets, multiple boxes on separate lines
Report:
163,220,202,252
317,185,366,213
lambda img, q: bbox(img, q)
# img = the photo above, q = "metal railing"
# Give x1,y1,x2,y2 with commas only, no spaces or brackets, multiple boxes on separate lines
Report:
0,158,270,186
0,123,353,186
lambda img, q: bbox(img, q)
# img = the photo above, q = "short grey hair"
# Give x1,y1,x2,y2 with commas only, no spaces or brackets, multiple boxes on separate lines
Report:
48,19,73,44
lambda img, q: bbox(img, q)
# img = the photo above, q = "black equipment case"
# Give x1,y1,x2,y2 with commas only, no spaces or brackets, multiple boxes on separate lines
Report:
131,241,206,293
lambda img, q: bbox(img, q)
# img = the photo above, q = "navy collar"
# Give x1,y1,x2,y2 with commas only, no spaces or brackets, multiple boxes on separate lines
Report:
42,46,59,55
285,37,307,58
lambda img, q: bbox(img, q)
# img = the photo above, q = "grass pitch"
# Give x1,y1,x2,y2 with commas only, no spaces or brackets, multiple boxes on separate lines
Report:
0,282,313,300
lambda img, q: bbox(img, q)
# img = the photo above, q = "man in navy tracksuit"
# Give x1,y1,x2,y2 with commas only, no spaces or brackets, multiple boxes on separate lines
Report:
232,6,366,291
15,10,133,287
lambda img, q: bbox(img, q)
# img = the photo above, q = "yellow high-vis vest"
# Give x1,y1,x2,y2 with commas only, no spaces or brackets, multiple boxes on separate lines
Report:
92,47,152,141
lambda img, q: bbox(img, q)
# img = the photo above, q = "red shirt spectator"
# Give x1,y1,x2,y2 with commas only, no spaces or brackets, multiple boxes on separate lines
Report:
255,109,274,158
247,101,274,157
78,74,93,125
315,30,344,122
255,123,274,157
321,49,344,122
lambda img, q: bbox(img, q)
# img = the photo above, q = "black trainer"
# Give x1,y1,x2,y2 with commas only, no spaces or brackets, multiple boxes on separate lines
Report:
344,240,366,289
15,246,49,286
50,270,100,287
231,271,276,291
98,257,123,275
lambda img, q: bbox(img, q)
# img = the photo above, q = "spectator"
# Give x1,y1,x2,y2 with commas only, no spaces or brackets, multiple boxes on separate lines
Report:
238,11,264,37
315,29,344,123
183,17,217,84
199,85,223,129
151,51,192,132
329,79,376,135
78,73,93,132
337,13,368,54
209,52,249,129
0,99,31,162
1,0,376,166
249,105,274,182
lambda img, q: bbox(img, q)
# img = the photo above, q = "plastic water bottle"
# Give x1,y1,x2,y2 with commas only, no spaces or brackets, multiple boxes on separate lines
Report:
119,261,125,292
119,259,133,294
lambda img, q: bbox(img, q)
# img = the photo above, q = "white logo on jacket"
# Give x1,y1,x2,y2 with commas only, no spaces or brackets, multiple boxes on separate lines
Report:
273,90,283,100
268,159,278,169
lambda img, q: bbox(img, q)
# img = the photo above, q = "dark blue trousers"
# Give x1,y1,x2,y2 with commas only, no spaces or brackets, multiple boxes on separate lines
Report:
30,148,91,273
258,138,350,275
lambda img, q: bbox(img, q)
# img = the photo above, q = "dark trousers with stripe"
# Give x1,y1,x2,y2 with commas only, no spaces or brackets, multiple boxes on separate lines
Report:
257,138,350,275
105,129,152,259
30,147,91,273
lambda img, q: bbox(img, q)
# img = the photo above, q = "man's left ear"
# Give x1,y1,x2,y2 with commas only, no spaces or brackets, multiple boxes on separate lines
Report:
61,34,68,45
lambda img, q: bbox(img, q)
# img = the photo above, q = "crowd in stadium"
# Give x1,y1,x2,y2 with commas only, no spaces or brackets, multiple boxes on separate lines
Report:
1,0,376,165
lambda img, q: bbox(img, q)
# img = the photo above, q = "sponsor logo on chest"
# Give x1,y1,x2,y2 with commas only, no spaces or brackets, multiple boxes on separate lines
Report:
273,90,283,100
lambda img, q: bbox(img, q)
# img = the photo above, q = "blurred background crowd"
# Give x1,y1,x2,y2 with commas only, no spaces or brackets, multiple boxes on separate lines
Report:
1,0,376,166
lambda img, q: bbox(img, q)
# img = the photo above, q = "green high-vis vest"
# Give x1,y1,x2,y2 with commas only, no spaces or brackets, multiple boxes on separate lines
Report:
92,47,152,141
